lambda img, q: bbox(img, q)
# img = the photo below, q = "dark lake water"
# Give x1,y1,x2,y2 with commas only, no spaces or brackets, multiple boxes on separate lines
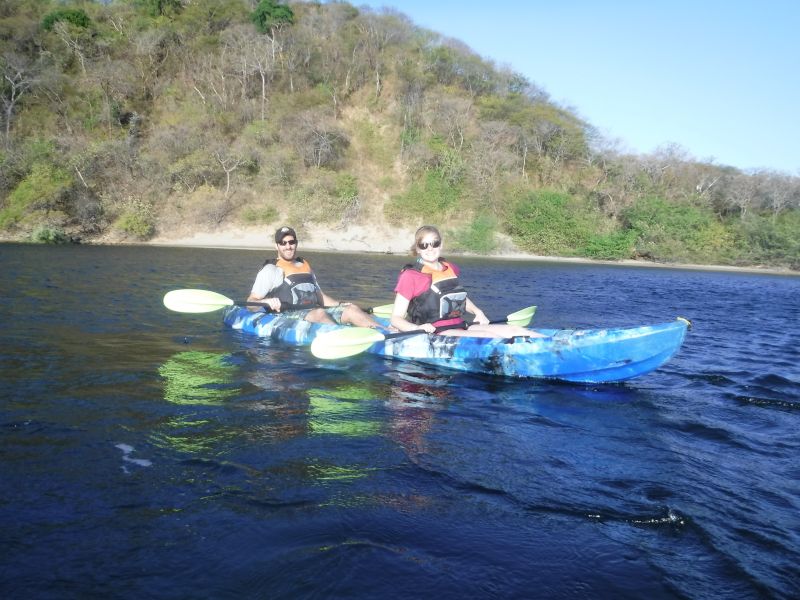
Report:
1,243,799,599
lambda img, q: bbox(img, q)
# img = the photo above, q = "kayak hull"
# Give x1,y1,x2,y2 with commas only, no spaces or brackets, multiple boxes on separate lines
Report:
222,307,688,383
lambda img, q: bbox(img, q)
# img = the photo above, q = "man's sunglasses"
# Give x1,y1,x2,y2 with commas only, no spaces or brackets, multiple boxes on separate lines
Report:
279,239,297,246
417,239,441,250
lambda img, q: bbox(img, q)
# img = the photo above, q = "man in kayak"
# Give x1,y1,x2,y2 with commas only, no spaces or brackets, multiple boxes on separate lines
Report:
247,226,381,327
390,225,542,338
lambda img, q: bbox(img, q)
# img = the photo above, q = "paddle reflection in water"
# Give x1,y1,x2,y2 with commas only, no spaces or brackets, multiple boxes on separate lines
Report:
307,385,382,437
303,384,383,489
152,351,244,456
231,341,388,489
159,350,240,406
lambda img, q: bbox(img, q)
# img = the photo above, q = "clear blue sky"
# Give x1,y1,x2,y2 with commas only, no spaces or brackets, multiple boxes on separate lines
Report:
354,0,799,174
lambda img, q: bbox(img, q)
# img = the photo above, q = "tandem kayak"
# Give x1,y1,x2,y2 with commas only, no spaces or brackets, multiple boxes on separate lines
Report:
222,306,689,383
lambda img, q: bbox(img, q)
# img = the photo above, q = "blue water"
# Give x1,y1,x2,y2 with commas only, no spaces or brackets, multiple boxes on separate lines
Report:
1,243,798,599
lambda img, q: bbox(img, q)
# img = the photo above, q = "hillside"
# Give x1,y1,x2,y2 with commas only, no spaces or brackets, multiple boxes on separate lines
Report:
1,0,798,270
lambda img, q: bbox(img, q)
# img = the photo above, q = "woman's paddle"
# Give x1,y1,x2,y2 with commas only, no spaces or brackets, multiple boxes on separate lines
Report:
163,289,395,316
310,305,537,360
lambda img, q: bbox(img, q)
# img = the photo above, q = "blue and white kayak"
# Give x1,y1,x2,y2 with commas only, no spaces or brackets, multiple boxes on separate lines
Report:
222,306,689,383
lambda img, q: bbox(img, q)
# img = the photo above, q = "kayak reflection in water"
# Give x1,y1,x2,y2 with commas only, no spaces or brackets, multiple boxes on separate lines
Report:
390,225,543,339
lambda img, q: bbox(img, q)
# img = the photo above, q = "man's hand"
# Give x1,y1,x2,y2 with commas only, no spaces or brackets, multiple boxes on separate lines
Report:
472,309,489,325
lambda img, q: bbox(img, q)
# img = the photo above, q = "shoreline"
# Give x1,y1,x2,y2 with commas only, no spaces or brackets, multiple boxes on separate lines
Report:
3,224,797,277
142,224,798,277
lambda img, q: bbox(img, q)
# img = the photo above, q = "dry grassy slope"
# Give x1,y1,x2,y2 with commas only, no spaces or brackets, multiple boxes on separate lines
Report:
146,89,424,251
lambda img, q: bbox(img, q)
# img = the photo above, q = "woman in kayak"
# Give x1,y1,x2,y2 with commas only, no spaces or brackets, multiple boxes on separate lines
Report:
390,225,540,338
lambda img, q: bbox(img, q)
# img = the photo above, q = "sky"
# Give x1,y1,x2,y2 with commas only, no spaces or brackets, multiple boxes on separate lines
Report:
354,0,799,174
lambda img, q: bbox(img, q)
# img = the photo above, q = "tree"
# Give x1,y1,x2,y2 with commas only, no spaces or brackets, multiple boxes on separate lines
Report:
131,28,176,102
51,20,90,75
356,10,408,98
1,52,37,145
214,150,241,198
141,0,183,18
724,172,757,219
289,109,349,168
251,0,294,35
41,8,91,31
759,171,799,221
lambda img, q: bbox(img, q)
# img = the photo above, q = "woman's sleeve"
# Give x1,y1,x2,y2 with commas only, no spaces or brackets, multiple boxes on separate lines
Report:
394,270,418,300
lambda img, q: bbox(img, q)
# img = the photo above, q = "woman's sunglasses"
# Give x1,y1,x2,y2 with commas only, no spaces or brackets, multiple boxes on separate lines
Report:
417,239,441,250
279,239,297,246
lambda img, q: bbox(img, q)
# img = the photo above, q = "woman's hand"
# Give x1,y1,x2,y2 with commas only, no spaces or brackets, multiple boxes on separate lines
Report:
265,297,282,312
420,323,437,333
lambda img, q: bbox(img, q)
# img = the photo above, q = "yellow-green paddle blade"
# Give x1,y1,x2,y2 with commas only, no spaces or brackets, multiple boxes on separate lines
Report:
369,304,394,318
505,305,536,327
311,327,387,360
163,289,235,313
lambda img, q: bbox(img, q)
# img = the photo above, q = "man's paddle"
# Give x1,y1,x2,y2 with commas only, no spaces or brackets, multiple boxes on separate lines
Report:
163,289,395,316
163,289,261,313
367,303,394,318
310,305,537,360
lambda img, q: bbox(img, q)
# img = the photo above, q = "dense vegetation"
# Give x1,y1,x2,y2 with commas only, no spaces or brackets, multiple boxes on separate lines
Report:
2,0,799,270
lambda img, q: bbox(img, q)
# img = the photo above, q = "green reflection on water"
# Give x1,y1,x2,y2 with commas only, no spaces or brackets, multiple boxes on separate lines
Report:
149,415,239,455
308,463,370,482
159,351,239,405
307,386,381,437
153,351,242,454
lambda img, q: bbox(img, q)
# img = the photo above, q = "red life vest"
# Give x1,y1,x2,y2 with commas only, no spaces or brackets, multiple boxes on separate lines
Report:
402,259,468,325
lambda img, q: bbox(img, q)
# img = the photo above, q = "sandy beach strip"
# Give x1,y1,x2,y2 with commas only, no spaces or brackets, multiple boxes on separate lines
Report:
142,223,798,276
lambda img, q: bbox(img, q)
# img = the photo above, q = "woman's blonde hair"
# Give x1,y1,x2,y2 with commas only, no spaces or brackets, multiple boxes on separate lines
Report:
411,225,441,256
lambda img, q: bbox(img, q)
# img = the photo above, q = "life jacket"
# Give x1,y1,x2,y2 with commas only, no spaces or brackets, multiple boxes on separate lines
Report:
403,259,468,325
265,257,324,309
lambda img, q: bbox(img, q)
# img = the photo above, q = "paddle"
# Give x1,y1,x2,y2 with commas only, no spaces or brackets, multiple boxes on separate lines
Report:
367,303,394,318
163,289,396,316
310,305,537,360
163,289,266,313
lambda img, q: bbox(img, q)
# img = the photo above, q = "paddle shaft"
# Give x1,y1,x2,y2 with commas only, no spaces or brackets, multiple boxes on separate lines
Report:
240,301,349,312
381,317,511,342
310,304,535,359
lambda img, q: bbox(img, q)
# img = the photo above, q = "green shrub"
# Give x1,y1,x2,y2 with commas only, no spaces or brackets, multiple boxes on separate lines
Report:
580,230,637,260
242,120,278,147
168,151,220,193
353,120,393,169
400,126,420,148
115,199,155,239
30,226,69,244
437,148,466,186
285,171,357,225
450,214,497,254
733,211,800,268
384,170,460,224
0,163,71,230
504,190,591,255
42,9,91,31
141,0,183,18
335,173,358,202
622,196,734,263
241,205,278,224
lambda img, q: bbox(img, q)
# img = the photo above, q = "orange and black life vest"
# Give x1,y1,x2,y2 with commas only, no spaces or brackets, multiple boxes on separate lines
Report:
265,257,324,309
